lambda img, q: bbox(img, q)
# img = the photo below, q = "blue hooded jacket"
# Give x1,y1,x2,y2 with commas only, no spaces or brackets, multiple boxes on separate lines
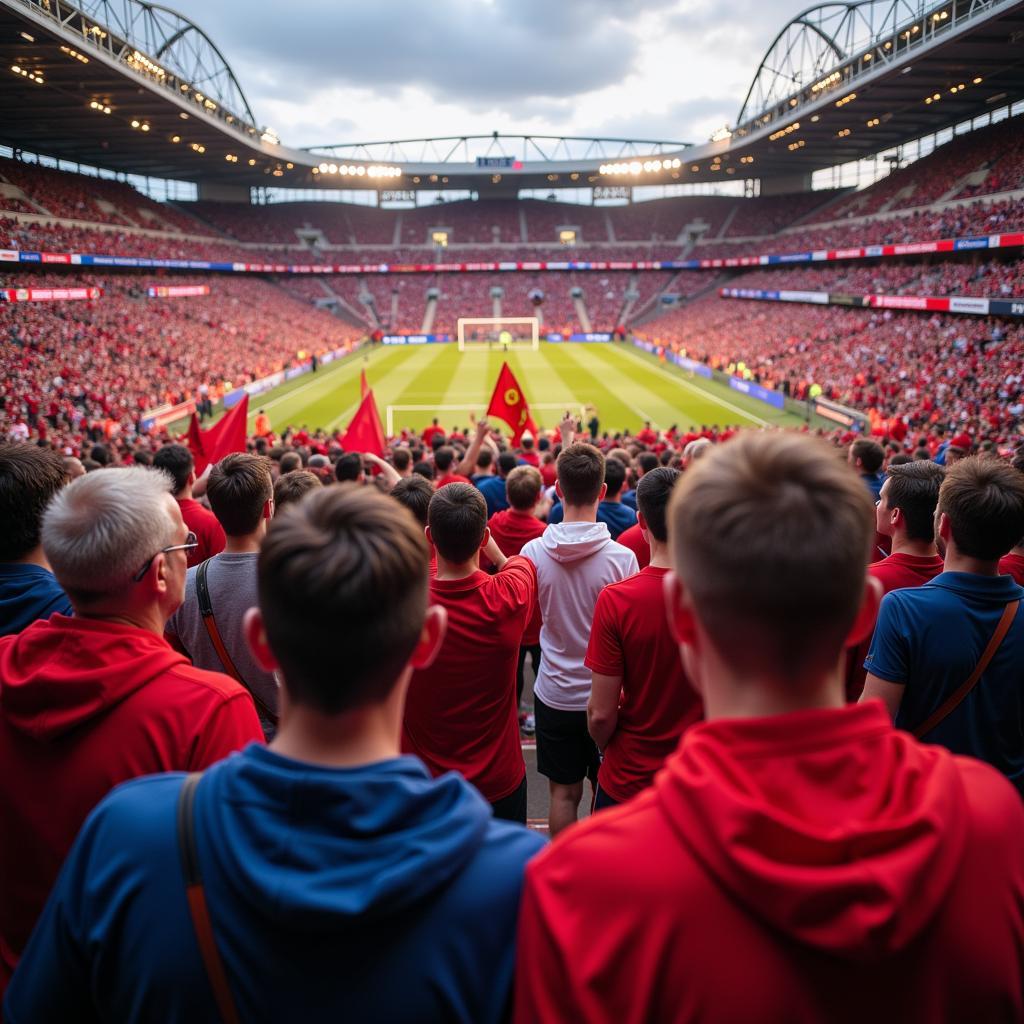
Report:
5,745,544,1023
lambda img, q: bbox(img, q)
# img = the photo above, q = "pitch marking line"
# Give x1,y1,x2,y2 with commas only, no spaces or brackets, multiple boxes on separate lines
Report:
615,345,771,428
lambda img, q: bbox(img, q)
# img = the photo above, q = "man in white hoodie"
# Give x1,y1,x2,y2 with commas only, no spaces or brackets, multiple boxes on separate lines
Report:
522,426,638,835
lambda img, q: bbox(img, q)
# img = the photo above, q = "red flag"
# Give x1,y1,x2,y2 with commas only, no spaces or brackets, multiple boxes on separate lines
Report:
360,367,369,400
340,389,386,456
185,394,249,475
486,362,536,444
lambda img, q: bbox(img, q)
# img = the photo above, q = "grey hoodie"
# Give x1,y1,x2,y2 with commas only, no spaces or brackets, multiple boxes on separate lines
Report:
521,522,638,711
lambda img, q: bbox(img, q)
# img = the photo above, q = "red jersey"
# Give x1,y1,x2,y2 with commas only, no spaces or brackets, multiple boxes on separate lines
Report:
487,509,546,645
999,553,1024,586
540,461,557,488
515,703,1024,1023
615,523,651,569
177,498,226,568
845,551,944,701
585,566,701,802
403,556,535,802
422,424,445,447
517,450,539,467
0,616,262,994
435,472,472,489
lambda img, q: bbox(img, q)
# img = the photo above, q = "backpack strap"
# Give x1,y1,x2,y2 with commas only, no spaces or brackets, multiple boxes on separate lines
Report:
196,559,278,726
913,600,1019,739
177,773,241,1024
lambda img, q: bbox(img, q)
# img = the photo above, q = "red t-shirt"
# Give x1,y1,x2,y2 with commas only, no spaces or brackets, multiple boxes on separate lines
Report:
177,498,226,568
540,462,557,487
435,472,472,489
999,553,1024,586
845,551,945,701
487,509,546,645
402,556,536,802
615,523,651,569
585,566,702,802
518,450,540,467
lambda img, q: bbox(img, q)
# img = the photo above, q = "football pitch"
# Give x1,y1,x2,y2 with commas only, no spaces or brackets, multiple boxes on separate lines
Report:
239,342,824,437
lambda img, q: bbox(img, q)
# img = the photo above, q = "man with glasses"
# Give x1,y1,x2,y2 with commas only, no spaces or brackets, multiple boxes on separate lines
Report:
0,466,263,1000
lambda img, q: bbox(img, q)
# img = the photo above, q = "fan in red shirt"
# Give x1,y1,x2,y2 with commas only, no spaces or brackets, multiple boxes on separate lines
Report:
614,522,650,568
421,418,445,448
586,467,701,807
1001,451,1024,584
486,466,548,721
515,434,1024,1023
389,475,438,577
0,467,262,998
635,421,658,447
845,461,946,701
403,483,536,823
153,444,225,567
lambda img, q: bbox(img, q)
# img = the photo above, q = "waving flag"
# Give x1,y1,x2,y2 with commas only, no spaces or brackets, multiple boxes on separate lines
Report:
340,390,386,456
486,362,537,444
185,394,249,475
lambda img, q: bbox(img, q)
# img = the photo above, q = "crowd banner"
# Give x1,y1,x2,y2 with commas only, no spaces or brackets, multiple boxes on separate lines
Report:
728,377,786,410
0,286,101,302
381,334,451,345
141,399,196,432
815,397,869,429
719,288,1023,319
2,230,1022,277
147,285,210,298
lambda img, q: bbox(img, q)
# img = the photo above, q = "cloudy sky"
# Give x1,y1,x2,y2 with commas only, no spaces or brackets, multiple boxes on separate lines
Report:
167,0,814,149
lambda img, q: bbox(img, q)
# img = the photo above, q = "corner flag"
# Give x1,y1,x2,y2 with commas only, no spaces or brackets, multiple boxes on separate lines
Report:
486,362,537,444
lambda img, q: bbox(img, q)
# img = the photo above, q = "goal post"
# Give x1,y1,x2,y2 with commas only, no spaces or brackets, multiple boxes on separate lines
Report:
457,316,540,352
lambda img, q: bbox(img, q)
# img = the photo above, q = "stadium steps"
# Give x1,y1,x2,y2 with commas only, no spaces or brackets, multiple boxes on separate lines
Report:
518,207,529,243
940,165,989,202
787,186,856,227
714,205,740,240
392,214,403,247
316,278,371,328
630,270,728,329
573,291,592,332
421,292,437,334
0,180,49,215
604,209,616,242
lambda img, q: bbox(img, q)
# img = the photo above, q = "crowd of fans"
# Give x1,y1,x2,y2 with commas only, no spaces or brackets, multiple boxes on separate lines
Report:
0,274,360,453
1,405,1023,1019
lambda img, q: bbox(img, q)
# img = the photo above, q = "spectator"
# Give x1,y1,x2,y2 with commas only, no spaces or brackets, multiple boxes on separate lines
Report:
478,451,518,517
167,454,278,738
586,467,701,808
0,445,73,636
521,420,637,835
487,466,548,728
433,446,471,489
61,456,85,482
307,453,333,484
422,416,445,447
471,446,495,483
403,484,536,822
863,456,1024,793
5,487,543,1021
273,469,322,510
849,439,886,501
846,461,945,700
153,444,225,567
335,452,364,484
278,450,302,475
391,474,436,575
0,467,262,998
547,456,638,539
515,434,1024,1021
999,450,1024,585
392,447,413,478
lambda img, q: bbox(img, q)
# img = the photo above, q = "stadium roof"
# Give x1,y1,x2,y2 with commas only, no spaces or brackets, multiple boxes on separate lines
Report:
1,0,1023,194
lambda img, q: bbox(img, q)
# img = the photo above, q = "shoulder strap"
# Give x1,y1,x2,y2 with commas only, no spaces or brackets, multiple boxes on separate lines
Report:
913,599,1019,739
196,560,278,726
177,773,241,1024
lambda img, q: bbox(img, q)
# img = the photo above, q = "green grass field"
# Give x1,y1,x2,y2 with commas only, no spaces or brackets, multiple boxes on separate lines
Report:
193,342,828,438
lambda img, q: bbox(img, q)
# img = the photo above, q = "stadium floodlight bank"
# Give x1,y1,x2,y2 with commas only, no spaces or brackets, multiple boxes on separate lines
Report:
457,318,540,352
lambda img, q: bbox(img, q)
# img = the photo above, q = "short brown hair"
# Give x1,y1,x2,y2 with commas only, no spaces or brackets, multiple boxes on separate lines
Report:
850,438,884,475
273,469,322,510
391,474,434,526
670,433,874,677
0,444,68,561
883,461,944,541
428,483,486,562
557,443,605,506
938,456,1024,561
207,453,273,536
506,465,542,511
258,486,429,714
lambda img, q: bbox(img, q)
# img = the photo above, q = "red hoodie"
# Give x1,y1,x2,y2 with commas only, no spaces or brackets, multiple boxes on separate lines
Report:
515,702,1024,1023
0,615,263,994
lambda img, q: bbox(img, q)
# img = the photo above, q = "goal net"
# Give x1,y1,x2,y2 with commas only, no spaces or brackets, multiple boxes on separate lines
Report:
457,316,540,352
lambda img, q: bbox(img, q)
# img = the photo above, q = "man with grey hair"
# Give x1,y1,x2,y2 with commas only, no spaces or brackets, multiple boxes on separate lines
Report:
0,466,263,997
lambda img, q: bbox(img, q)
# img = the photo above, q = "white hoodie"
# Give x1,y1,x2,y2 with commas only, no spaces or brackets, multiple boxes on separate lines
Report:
522,522,638,711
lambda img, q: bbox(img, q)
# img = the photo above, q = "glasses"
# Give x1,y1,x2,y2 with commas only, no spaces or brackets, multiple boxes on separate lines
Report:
133,531,198,583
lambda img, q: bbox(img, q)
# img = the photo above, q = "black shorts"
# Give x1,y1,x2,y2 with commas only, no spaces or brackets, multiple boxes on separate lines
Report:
535,695,600,786
490,775,527,825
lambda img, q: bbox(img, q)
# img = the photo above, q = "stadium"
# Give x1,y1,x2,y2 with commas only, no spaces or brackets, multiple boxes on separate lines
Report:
2,0,1024,1018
